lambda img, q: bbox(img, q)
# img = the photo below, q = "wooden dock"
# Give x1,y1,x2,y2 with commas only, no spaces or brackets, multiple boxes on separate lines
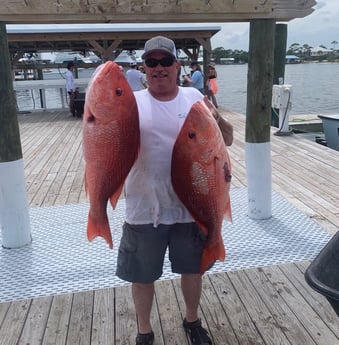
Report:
0,109,338,345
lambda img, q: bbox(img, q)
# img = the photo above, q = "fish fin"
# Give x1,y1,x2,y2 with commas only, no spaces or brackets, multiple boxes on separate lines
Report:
109,183,125,209
84,171,88,196
86,214,113,249
224,198,233,223
200,240,226,274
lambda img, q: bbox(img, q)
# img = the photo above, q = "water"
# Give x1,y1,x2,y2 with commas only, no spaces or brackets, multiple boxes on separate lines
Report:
215,62,339,115
16,63,339,115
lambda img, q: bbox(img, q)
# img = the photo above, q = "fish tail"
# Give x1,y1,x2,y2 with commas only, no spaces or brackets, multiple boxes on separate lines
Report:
86,214,113,249
200,240,226,274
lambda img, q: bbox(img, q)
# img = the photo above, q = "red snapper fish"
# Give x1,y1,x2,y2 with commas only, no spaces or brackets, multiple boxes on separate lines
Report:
83,61,140,248
171,100,232,274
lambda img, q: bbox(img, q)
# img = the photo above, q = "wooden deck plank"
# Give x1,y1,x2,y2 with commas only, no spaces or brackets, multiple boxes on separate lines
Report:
244,267,317,345
198,275,241,345
39,126,82,207
282,262,339,338
0,300,31,345
67,164,86,204
42,294,73,345
91,288,115,345
273,152,338,202
115,285,138,345
66,291,93,345
155,279,188,344
227,270,292,345
208,272,266,345
18,296,53,345
25,122,79,206
264,265,339,345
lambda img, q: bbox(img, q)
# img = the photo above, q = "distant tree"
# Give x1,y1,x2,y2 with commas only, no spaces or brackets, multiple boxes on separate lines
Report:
212,47,226,63
287,43,314,59
302,44,312,58
287,43,302,55
211,47,248,63
232,50,248,63
212,41,338,64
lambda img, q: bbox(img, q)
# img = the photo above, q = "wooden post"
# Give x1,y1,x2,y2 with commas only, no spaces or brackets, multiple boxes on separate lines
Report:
0,22,32,248
202,48,209,94
245,19,275,219
272,23,288,127
37,67,45,108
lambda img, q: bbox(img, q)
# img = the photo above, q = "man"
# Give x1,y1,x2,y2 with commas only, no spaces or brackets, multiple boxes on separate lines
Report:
116,36,233,345
65,61,75,115
183,61,205,94
126,61,147,91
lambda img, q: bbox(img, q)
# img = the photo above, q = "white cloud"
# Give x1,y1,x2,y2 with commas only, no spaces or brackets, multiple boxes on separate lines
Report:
211,0,339,51
211,23,249,50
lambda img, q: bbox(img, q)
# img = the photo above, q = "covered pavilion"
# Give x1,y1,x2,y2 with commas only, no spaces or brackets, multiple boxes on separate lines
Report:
7,23,221,67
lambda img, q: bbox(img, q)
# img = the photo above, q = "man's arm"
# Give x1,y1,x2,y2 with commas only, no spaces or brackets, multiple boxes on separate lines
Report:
203,97,233,146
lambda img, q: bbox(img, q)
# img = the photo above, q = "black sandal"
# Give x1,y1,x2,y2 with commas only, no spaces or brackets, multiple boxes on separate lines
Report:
183,319,212,345
135,331,154,345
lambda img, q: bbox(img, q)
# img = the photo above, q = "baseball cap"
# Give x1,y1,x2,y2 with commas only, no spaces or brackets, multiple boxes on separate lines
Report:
190,61,199,67
130,61,137,66
142,36,177,60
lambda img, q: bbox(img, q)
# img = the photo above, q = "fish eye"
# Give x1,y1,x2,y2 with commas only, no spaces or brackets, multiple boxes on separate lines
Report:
116,88,123,96
188,131,196,139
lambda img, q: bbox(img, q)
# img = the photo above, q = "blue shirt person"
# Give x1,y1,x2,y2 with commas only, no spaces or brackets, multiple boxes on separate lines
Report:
183,61,205,94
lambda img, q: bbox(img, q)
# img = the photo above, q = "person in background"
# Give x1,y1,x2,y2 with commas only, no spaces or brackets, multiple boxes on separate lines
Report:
126,62,147,91
138,65,148,88
206,62,218,108
65,61,75,115
116,35,233,345
183,61,205,94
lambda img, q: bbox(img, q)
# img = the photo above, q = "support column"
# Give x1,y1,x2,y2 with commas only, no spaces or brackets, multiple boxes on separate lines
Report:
272,23,288,127
0,22,31,248
245,19,275,219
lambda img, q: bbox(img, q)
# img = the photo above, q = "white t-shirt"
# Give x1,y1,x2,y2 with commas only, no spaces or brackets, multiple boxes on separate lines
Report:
65,69,75,92
125,86,204,226
126,69,145,91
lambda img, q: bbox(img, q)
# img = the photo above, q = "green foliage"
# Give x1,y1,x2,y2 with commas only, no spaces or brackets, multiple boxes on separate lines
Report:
213,40,339,63
286,41,339,61
212,47,248,63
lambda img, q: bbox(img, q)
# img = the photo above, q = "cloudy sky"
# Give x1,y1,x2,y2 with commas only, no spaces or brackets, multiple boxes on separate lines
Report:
211,0,339,51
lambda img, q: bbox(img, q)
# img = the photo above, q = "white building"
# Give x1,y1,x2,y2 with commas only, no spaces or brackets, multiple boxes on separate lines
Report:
310,46,332,57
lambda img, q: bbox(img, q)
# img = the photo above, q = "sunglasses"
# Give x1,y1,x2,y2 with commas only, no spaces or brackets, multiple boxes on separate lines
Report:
144,57,175,68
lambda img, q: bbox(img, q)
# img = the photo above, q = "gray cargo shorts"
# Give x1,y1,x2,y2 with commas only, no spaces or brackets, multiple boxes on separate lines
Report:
116,222,207,284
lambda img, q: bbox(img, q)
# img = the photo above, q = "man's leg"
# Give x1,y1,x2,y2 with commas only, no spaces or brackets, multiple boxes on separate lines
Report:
132,282,154,334
68,92,74,115
181,273,212,344
181,273,202,322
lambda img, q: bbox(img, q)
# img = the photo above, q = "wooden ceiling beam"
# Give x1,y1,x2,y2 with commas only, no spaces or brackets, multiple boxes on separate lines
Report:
0,0,316,24
196,37,212,54
7,31,219,43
